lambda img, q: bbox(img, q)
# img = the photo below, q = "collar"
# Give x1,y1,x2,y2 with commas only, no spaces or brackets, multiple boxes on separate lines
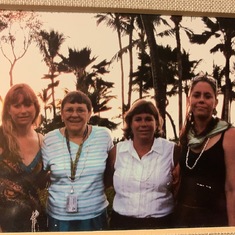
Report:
119,138,163,156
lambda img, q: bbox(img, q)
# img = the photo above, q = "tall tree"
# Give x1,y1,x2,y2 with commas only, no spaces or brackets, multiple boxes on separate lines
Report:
58,47,118,130
36,29,65,118
95,13,129,122
140,14,168,134
0,10,42,86
188,17,235,122
170,15,183,131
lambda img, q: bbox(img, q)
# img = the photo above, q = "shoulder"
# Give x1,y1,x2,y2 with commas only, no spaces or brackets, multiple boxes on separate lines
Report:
116,139,130,151
91,125,112,137
44,129,60,138
153,138,176,161
223,127,235,179
92,125,110,133
224,126,235,136
223,127,235,144
223,127,235,147
36,131,44,143
223,127,235,161
156,137,175,148
42,129,61,145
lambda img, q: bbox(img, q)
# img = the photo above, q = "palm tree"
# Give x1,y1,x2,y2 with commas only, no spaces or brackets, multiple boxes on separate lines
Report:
58,47,96,92
140,14,168,134
89,78,116,115
169,15,183,131
187,16,235,122
89,78,119,130
37,87,52,125
95,13,129,122
58,47,118,130
36,29,65,118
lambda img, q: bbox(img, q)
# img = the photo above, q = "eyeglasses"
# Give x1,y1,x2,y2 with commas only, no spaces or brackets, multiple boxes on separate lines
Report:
191,74,218,90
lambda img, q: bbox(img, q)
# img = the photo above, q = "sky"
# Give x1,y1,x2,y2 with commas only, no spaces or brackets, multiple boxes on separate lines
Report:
0,11,234,139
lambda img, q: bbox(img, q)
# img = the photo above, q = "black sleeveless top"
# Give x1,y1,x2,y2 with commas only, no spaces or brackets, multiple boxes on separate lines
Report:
175,131,228,227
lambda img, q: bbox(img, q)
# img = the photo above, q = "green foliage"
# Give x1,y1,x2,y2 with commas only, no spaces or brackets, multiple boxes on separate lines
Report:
37,115,64,135
105,187,115,217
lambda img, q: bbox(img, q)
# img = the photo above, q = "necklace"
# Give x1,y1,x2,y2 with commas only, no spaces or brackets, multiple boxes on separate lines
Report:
186,138,210,170
65,125,88,181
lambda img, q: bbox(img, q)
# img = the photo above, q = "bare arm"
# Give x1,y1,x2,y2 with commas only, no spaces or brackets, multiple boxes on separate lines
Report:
173,144,181,167
172,144,181,198
223,127,235,226
104,145,116,189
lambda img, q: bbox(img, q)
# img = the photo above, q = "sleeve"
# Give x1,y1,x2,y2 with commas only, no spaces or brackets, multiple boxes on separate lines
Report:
41,134,50,171
105,127,114,151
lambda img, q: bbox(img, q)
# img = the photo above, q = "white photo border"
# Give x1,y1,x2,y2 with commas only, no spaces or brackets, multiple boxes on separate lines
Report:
0,0,235,234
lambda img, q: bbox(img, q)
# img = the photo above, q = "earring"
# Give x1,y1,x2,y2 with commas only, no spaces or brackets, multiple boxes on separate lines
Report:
213,108,217,117
188,111,194,125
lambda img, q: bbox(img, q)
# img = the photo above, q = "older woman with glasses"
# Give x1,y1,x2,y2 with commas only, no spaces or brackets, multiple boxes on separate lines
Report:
41,90,113,231
174,74,235,227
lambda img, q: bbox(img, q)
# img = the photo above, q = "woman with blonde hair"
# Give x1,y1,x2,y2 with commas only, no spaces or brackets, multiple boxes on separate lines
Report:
0,83,47,232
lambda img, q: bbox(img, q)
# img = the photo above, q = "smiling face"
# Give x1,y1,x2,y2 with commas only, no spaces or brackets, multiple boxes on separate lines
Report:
61,102,91,136
8,94,37,127
188,81,218,121
131,113,157,141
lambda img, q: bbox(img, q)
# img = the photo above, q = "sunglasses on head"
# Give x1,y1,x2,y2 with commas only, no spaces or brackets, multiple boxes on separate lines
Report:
191,74,218,90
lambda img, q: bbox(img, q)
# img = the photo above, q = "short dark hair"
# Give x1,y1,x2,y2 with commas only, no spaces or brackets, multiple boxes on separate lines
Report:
123,99,164,139
61,90,92,112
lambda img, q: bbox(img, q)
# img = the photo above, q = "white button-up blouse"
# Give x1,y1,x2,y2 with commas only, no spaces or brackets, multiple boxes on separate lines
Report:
113,137,175,218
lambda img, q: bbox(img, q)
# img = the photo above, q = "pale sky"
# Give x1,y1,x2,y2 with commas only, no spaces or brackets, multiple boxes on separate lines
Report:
0,12,234,139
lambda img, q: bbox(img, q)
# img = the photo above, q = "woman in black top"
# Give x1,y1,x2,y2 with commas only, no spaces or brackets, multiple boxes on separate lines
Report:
174,74,235,227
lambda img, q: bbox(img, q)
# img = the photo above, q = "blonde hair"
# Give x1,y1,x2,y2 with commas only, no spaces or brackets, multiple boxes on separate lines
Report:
1,83,40,160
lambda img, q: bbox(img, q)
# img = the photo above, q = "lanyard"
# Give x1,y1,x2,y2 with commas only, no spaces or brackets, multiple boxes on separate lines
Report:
65,126,88,181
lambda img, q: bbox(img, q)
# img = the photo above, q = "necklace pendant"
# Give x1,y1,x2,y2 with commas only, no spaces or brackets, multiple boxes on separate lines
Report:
70,186,74,194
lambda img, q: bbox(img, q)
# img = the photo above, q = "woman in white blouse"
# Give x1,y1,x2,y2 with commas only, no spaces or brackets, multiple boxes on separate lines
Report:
104,99,180,230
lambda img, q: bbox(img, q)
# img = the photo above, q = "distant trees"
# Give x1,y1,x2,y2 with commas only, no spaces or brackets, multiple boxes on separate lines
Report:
188,17,235,122
57,47,118,130
1,11,235,138
95,13,235,138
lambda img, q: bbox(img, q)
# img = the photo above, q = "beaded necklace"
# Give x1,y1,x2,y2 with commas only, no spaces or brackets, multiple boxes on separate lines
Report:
186,138,210,170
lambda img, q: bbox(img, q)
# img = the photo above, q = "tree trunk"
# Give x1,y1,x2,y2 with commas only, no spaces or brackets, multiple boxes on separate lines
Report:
141,14,166,135
172,16,183,132
115,14,125,123
221,41,231,122
127,17,134,110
